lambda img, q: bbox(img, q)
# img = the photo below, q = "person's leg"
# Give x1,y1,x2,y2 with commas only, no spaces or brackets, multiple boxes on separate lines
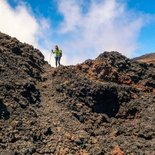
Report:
58,56,61,66
55,57,58,67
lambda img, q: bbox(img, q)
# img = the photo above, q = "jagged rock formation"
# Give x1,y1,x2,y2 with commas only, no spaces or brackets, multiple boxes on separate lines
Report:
0,32,155,155
0,32,47,154
49,52,155,154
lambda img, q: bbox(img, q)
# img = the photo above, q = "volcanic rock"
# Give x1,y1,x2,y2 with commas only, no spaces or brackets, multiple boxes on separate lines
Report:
0,32,155,154
133,52,155,64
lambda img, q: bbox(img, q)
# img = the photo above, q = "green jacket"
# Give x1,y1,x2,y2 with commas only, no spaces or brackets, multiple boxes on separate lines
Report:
53,49,62,57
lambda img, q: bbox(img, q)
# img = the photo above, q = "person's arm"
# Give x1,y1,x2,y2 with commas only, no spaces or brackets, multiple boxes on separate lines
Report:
60,50,62,56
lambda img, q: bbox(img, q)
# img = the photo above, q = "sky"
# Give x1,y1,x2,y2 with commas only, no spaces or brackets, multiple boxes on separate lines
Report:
0,0,155,66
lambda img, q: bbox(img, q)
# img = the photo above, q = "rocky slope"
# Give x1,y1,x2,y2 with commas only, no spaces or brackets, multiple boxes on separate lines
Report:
0,32,46,154
133,53,155,64
0,32,155,155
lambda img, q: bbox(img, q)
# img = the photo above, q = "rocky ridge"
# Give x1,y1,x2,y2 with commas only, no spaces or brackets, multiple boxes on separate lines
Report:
0,32,155,154
133,53,155,64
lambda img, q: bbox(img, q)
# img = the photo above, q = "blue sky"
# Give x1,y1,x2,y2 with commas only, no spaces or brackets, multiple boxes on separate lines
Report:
1,0,155,65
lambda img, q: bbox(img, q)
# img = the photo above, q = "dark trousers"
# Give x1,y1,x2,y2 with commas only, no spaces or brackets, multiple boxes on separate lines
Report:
55,56,61,67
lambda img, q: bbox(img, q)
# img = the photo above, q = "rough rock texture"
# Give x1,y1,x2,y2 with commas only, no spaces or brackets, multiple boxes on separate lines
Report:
0,32,47,154
49,52,155,154
0,32,155,155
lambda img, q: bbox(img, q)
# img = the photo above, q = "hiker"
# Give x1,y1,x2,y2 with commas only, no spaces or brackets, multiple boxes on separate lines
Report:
52,45,62,67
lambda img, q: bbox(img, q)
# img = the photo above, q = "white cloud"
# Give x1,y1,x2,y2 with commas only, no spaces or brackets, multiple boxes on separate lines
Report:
0,0,59,66
56,0,146,64
0,0,151,66
0,0,39,46
58,0,81,33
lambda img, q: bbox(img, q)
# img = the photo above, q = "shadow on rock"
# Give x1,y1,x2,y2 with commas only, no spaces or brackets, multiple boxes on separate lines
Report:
21,83,41,106
0,99,10,120
92,89,119,117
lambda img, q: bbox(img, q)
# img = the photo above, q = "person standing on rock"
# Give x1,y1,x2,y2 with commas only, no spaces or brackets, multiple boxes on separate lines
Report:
52,45,62,67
